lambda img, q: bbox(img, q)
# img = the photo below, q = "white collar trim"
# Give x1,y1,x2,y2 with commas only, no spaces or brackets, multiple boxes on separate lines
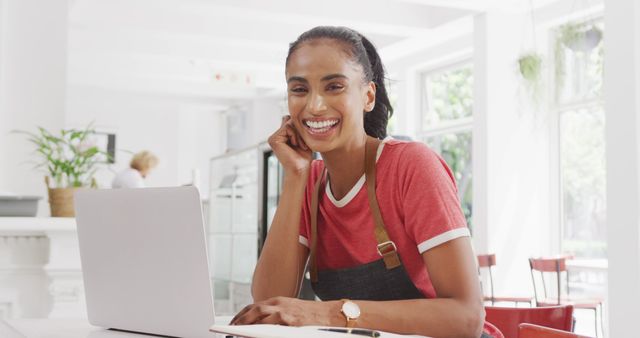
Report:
325,136,392,208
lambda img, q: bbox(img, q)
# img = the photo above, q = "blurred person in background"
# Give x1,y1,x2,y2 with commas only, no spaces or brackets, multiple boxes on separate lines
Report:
111,151,159,188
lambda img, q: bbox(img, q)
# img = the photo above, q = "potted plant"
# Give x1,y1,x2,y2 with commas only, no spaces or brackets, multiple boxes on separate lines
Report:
519,52,543,83
558,22,602,53
518,52,544,106
555,22,603,91
14,124,109,217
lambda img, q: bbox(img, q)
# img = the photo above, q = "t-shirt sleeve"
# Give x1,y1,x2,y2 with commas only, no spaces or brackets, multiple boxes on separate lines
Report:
400,143,470,253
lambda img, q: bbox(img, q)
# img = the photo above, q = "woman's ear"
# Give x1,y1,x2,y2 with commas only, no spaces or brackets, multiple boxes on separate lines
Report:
364,81,376,112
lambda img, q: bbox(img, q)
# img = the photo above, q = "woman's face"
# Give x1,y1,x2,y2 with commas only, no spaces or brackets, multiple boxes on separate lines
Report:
285,38,375,153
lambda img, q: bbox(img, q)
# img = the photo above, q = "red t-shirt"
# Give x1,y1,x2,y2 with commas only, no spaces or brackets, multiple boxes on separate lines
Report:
299,138,470,298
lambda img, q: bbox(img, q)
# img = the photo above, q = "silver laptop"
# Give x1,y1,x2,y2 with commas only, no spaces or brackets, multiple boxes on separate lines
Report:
75,186,216,338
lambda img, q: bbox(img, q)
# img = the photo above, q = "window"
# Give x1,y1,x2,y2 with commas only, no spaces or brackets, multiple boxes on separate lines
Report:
554,20,606,258
419,63,473,229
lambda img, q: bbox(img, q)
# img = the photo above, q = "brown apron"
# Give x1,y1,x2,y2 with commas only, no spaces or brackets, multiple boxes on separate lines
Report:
308,136,423,301
306,136,494,338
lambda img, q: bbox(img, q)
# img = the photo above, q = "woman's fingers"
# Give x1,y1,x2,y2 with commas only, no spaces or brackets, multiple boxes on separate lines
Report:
280,114,291,126
285,123,299,147
232,304,277,325
298,134,309,151
256,311,291,325
273,114,311,152
230,304,253,325
285,118,310,151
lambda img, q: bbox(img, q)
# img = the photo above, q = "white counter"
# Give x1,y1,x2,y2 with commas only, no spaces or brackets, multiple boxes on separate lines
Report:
0,217,84,319
0,217,76,233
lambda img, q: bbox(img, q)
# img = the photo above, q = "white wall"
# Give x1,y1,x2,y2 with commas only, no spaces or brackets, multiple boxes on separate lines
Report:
177,105,227,197
473,11,552,296
0,0,68,216
65,86,180,188
250,97,286,145
226,97,284,152
65,85,229,191
605,0,640,335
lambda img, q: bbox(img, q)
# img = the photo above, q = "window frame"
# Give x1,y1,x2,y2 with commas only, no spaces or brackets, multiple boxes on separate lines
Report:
549,16,606,257
417,60,474,141
417,59,474,229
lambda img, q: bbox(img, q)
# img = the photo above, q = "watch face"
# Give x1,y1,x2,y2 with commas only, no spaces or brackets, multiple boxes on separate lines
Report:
342,301,361,318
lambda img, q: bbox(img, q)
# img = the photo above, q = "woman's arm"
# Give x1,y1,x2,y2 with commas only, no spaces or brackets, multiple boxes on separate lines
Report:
251,172,310,300
235,237,484,338
251,115,312,301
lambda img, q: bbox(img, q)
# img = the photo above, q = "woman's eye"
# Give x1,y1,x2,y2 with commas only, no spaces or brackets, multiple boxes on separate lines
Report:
327,83,344,91
290,87,307,94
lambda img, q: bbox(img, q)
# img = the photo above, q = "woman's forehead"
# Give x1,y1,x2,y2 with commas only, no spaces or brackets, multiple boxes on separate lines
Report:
286,39,363,79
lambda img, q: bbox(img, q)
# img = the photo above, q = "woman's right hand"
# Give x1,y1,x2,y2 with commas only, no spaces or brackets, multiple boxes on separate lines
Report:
268,115,313,177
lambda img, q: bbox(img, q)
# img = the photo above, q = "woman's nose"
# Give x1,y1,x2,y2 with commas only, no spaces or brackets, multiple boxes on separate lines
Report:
307,93,328,113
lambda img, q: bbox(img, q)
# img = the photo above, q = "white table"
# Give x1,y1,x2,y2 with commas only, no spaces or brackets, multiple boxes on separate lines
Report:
566,258,608,273
0,318,233,338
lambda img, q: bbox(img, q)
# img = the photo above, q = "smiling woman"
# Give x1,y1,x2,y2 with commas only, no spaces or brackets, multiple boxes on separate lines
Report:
233,26,491,338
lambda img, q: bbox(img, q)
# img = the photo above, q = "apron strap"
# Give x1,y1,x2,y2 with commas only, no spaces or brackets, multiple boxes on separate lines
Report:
364,137,401,270
309,167,325,283
309,136,401,283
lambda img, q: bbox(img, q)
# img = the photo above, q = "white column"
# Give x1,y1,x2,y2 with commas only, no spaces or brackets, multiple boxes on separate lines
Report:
604,0,640,335
473,11,552,296
0,0,6,189
0,0,68,213
43,228,85,319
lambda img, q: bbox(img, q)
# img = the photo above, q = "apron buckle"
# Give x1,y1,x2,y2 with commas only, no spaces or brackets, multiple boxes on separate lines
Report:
376,241,397,256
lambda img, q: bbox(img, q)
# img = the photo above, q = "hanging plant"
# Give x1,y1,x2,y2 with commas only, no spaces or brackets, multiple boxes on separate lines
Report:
555,22,603,94
519,53,543,82
559,23,602,53
517,52,544,107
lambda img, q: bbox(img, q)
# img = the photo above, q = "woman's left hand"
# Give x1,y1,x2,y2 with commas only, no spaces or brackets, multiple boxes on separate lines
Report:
230,297,339,326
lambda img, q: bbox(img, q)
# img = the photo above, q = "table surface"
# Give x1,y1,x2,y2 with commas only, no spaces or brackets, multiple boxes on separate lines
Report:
566,258,608,271
0,317,233,338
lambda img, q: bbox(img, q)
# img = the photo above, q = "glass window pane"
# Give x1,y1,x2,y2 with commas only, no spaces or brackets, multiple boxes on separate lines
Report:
560,108,606,258
423,131,473,230
422,65,473,129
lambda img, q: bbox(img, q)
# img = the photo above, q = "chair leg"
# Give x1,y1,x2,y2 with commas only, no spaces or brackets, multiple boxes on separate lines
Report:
599,303,605,338
593,308,599,338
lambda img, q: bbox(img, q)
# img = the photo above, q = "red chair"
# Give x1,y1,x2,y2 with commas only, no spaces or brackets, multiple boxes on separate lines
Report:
529,257,603,337
519,323,593,338
477,254,533,306
484,305,573,338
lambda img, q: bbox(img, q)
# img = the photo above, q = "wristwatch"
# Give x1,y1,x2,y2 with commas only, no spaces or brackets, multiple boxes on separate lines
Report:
340,299,361,328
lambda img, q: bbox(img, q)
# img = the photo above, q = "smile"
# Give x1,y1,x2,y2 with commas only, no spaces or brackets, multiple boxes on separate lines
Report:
303,119,340,134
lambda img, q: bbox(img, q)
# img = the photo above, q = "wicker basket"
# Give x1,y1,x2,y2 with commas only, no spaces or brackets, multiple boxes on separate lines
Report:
45,177,81,217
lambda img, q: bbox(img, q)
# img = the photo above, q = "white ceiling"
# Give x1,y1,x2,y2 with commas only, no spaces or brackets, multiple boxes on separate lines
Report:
66,0,560,104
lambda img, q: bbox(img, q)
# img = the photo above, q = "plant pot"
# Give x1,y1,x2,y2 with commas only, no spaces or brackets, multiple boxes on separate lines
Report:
563,26,602,53
518,54,542,82
47,187,80,217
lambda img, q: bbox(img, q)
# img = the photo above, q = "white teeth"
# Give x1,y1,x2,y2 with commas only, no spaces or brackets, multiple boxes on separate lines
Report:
305,120,338,129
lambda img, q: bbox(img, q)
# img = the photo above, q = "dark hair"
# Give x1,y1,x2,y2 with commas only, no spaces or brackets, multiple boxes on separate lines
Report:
286,26,393,140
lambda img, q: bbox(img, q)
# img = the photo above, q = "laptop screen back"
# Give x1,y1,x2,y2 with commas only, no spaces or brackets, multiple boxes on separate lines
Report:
75,186,215,338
